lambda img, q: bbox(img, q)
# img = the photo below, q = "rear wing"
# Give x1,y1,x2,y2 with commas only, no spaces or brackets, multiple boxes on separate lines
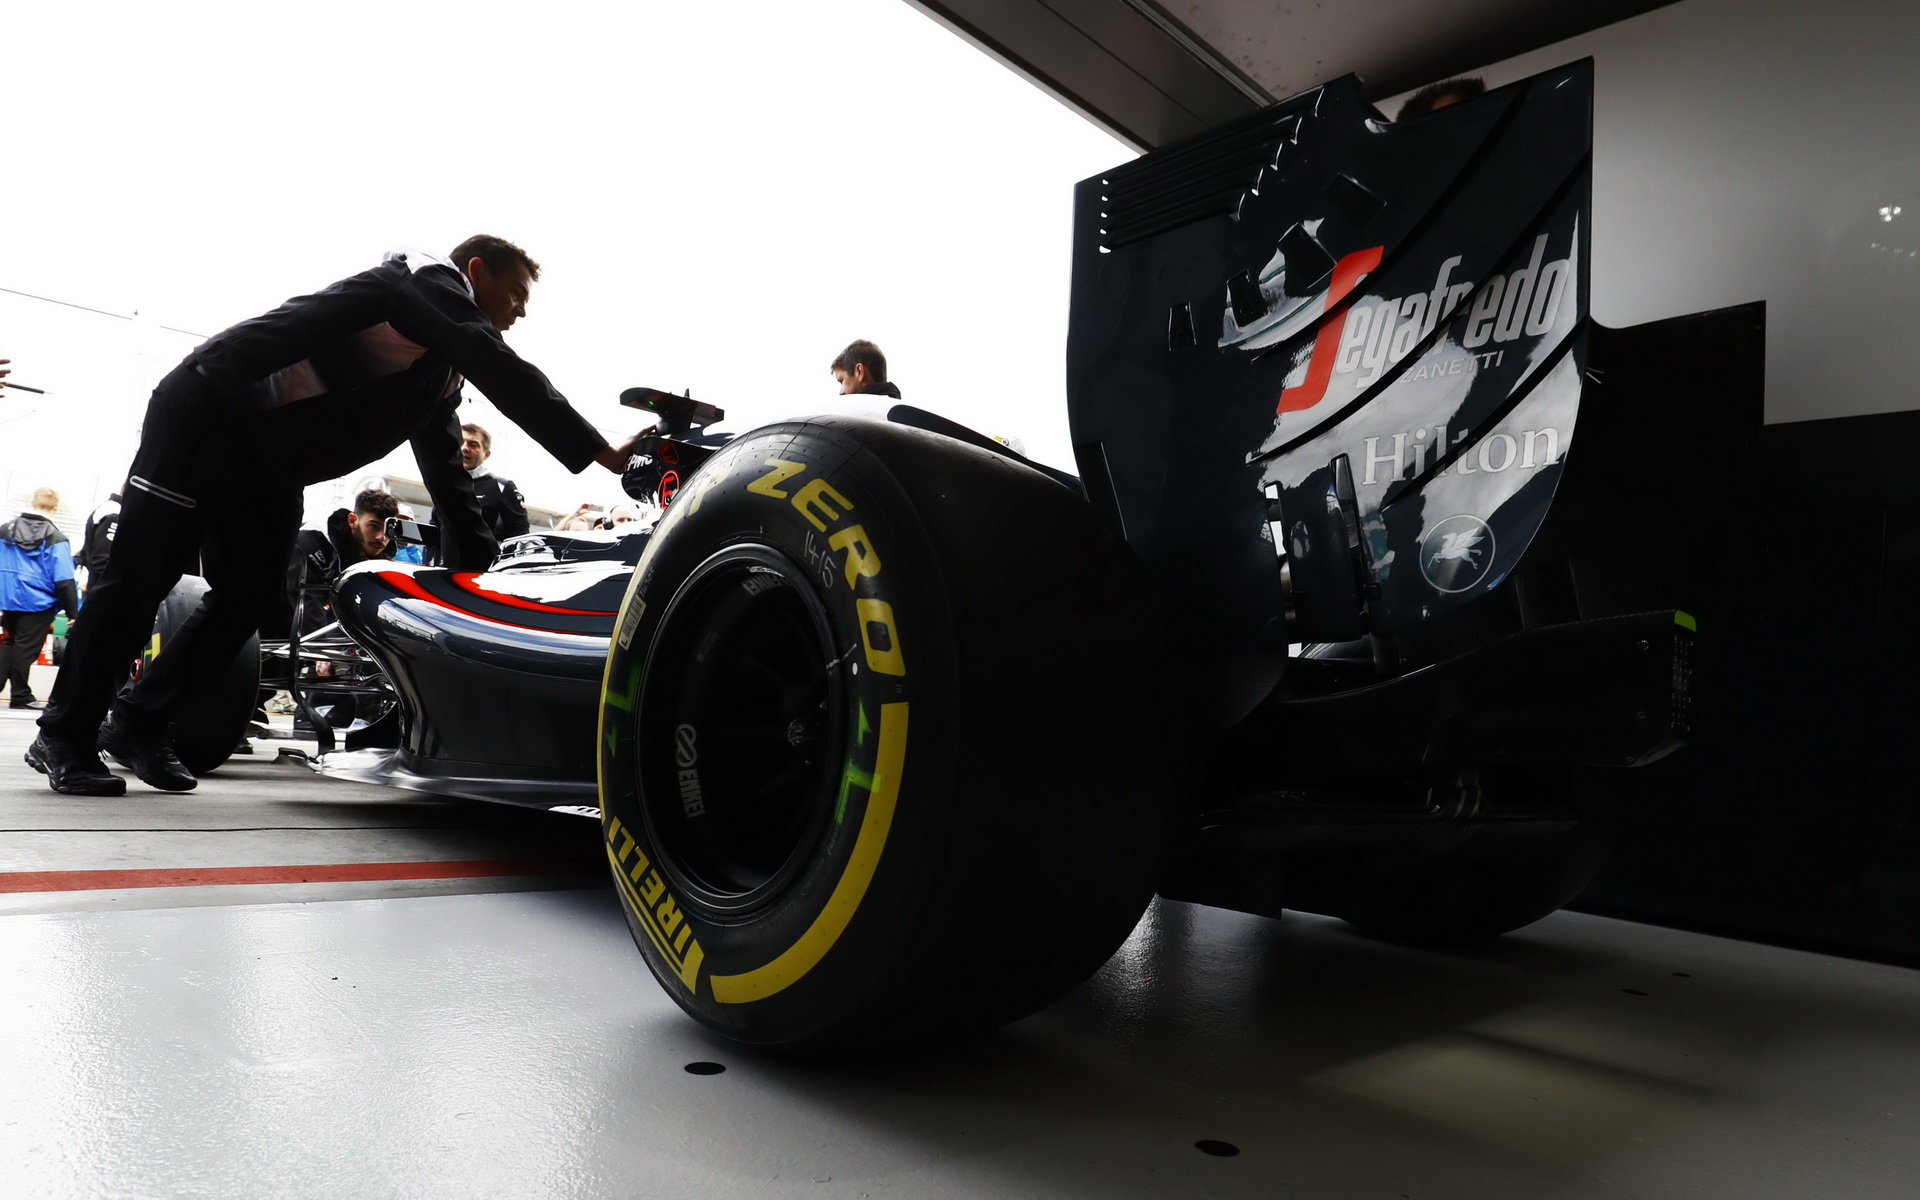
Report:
1068,61,1594,648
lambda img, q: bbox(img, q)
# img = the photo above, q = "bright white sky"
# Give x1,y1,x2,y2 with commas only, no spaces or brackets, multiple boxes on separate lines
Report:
1,0,1127,527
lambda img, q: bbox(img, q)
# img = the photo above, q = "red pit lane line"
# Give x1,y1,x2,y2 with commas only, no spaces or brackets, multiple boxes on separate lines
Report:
0,859,603,894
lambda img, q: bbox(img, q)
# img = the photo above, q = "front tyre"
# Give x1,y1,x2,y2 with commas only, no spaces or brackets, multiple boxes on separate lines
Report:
599,418,1166,1053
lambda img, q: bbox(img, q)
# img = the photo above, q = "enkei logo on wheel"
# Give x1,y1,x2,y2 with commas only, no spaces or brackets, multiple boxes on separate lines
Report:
674,723,706,817
1279,234,1573,413
1419,514,1496,594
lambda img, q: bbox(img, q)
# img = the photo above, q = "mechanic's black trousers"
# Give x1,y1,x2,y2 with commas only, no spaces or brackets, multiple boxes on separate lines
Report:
2,607,56,701
40,365,301,745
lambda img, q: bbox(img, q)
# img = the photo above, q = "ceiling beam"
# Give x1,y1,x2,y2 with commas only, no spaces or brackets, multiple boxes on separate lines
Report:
905,0,1682,151
904,0,1271,151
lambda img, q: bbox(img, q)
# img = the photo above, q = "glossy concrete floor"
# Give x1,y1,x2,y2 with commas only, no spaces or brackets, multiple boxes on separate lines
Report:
3,675,1918,1199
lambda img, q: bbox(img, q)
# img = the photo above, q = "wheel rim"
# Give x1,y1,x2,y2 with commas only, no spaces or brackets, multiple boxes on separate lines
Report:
633,545,845,917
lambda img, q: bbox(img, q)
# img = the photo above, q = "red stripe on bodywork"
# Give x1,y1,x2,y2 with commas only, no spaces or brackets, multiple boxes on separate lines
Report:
448,572,612,615
373,570,609,631
0,859,602,894
379,569,442,605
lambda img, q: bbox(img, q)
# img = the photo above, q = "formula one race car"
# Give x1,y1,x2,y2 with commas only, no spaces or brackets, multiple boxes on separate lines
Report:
264,60,1758,1054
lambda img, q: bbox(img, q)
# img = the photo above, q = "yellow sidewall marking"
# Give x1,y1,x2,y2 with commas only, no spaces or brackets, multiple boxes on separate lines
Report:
708,700,910,1004
855,598,906,676
607,841,705,989
747,458,808,499
597,566,645,830
599,526,679,827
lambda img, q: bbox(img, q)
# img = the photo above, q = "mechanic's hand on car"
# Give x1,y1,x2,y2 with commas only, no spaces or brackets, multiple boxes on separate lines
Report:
594,427,657,474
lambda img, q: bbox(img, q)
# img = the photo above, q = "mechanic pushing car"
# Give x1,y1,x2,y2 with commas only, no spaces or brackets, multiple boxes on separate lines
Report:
25,234,646,797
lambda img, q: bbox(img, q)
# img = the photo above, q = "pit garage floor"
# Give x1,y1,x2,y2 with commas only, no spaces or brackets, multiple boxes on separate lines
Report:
3,670,1918,1199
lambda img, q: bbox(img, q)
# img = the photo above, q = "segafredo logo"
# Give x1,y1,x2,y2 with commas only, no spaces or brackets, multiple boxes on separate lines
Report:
1279,235,1572,413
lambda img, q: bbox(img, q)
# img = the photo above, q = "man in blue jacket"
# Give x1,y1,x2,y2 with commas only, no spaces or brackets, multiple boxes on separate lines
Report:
26,235,643,796
0,488,80,710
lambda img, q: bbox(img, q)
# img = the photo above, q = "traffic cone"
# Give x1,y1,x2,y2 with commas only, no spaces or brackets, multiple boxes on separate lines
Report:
36,638,52,666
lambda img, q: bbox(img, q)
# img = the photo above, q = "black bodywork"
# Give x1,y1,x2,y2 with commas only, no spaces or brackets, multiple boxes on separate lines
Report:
320,534,641,809
319,391,735,805
1071,58,1721,719
321,63,1755,930
1063,59,1756,917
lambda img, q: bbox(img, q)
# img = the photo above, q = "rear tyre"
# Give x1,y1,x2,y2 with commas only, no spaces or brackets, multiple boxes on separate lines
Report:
138,576,261,776
598,417,1167,1053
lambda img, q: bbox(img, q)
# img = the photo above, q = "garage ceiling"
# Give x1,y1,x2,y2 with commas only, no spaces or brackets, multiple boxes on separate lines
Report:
907,0,1677,149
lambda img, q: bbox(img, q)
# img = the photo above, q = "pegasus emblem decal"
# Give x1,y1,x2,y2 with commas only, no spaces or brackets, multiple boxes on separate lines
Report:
1418,515,1497,594
1428,529,1485,565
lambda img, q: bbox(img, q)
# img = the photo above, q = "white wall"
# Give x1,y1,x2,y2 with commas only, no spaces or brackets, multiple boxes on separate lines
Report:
1407,0,1920,426
0,0,1125,528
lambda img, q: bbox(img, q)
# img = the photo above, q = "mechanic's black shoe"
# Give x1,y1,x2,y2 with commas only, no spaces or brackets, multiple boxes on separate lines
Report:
25,733,127,797
97,713,196,792
9,698,46,710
